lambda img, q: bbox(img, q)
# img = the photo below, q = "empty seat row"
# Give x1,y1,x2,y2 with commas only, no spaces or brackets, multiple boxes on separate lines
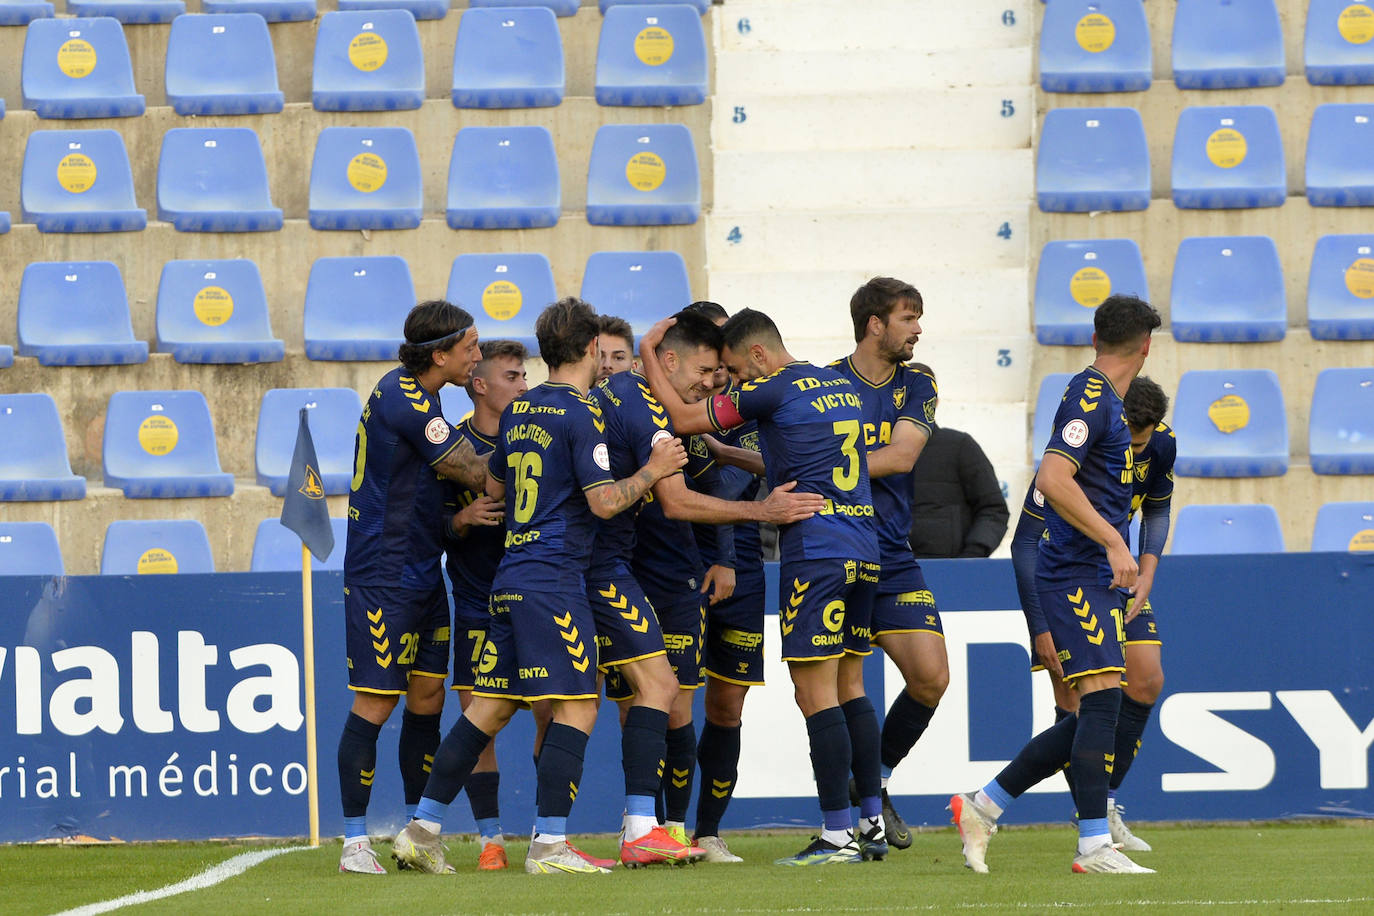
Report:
1170,503,1374,555
1041,0,1374,91
1032,368,1374,478
4,251,690,365
17,8,704,118
9,124,700,233
1038,104,1374,212
1035,234,1374,345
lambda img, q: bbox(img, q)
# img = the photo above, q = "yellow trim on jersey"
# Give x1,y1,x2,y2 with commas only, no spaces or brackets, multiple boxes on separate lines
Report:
1043,447,1083,469
1022,507,1046,522
461,419,498,448
409,669,447,680
874,627,945,640
780,650,847,663
519,692,601,702
1144,493,1172,501
677,681,706,691
1085,365,1123,400
348,685,407,696
582,478,615,492
470,689,531,702
450,682,476,692
894,415,933,435
1122,639,1163,647
704,668,766,687
428,437,462,468
1062,665,1126,682
598,649,668,669
843,648,875,657
842,356,895,390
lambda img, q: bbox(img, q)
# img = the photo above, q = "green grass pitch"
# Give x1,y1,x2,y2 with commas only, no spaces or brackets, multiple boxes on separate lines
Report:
4,823,1372,915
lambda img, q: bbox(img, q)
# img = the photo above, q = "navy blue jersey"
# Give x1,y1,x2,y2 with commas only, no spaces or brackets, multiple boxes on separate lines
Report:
828,357,938,560
1130,421,1176,519
488,381,614,589
694,417,763,579
346,366,461,590
1037,367,1133,585
443,419,504,598
633,434,715,600
585,370,683,578
707,362,879,564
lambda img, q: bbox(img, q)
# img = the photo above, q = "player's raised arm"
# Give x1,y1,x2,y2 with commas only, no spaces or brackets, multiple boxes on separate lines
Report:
586,433,687,519
866,420,929,477
640,318,717,435
433,436,490,493
1036,453,1136,590
652,472,823,525
703,435,766,477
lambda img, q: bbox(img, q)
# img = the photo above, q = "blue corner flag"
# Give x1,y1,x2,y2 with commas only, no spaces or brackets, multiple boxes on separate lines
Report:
281,407,335,562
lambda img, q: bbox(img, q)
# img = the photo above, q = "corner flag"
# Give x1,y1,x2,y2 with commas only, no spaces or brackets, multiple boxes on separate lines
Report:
281,407,335,562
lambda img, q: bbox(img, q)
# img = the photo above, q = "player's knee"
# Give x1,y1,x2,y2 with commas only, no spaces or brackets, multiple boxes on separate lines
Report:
404,678,446,715
1127,669,1163,704
704,681,747,727
350,692,399,724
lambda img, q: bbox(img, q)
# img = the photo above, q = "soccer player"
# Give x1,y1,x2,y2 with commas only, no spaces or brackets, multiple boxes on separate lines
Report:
830,278,947,852
441,340,528,871
950,294,1162,875
1010,376,1175,852
588,309,824,867
640,308,884,866
392,298,687,875
598,314,636,382
337,300,486,875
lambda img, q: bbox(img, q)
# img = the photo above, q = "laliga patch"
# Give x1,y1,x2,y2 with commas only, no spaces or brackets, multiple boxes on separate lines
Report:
425,417,449,444
1061,418,1089,448
1032,487,1045,508
594,443,611,470
651,429,673,448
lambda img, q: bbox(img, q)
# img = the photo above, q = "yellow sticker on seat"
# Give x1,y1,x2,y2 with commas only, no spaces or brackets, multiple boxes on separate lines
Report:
626,152,666,192
1345,257,1374,298
137,548,179,574
482,280,522,321
1207,394,1250,434
1075,13,1115,53
139,415,179,455
1070,266,1111,307
1350,528,1374,551
347,152,388,192
634,26,674,66
1206,128,1247,169
193,286,234,326
348,32,388,71
1338,4,1374,44
57,154,97,193
57,38,97,78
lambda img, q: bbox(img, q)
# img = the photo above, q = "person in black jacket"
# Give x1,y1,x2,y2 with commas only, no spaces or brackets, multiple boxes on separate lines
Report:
906,364,1010,559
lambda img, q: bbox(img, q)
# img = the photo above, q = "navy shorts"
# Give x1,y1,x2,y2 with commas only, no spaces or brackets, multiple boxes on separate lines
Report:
345,584,450,694
704,583,766,686
872,558,943,639
1039,581,1125,681
778,558,879,663
451,589,493,692
588,569,668,670
656,591,707,690
1123,595,1162,645
471,586,599,702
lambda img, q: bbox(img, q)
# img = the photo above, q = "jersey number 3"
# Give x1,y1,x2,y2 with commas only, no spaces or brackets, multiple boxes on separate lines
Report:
832,419,860,491
507,452,543,523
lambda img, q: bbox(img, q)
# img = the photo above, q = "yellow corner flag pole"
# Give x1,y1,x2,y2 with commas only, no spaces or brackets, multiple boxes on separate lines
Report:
302,542,320,848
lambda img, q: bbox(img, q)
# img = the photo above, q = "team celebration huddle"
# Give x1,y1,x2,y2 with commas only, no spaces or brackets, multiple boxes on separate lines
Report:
335,276,1172,877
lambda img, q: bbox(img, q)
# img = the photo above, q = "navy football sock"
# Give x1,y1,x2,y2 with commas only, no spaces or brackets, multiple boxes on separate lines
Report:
337,712,381,819
995,709,1078,799
842,697,882,818
664,723,697,823
694,721,741,838
465,770,501,825
1108,695,1154,791
423,716,492,807
880,690,937,773
398,709,441,807
1072,688,1122,832
1054,707,1078,805
622,705,669,802
806,706,853,819
537,723,588,819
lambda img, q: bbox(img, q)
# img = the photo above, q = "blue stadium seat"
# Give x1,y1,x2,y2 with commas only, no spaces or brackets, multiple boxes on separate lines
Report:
0,393,86,501
1309,367,1374,475
1036,107,1150,212
66,0,184,24
313,10,424,110
451,6,564,108
439,384,474,425
1034,239,1147,346
472,0,578,16
446,126,560,230
1171,105,1286,209
1173,369,1288,477
0,522,64,576
1305,0,1374,85
596,4,708,106
18,261,148,366
0,345,12,368
580,250,691,336
1,0,54,25
304,255,415,360
1311,502,1374,552
337,0,447,21
100,520,214,574
601,0,708,12
308,126,423,230
1171,504,1284,555
1170,235,1286,342
1031,373,1076,470
155,259,285,364
1306,103,1374,207
103,390,234,498
586,124,700,226
1308,234,1374,340
255,388,364,496
1172,0,1285,89
21,129,145,232
1039,0,1152,92
21,17,144,118
1,211,9,234
446,253,555,351
157,128,283,232
165,13,285,115
202,0,312,20
251,517,348,571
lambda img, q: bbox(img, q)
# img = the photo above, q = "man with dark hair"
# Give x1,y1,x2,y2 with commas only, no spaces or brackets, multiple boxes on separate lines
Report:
829,277,947,853
1010,375,1175,853
393,298,687,876
598,315,636,382
952,293,1162,876
640,307,883,866
441,339,528,871
337,299,487,874
684,300,729,323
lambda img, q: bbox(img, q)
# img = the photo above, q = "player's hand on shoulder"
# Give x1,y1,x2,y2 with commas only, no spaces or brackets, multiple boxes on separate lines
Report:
458,495,504,529
760,480,827,524
640,317,677,352
648,434,688,478
1107,540,1138,591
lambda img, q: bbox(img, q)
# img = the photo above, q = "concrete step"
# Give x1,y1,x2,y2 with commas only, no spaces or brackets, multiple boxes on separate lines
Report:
715,46,1032,95
718,0,1033,53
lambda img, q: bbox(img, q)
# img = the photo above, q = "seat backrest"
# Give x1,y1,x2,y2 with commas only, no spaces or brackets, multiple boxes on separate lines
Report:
103,389,226,479
164,13,282,114
1305,103,1374,206
1169,235,1286,342
1031,372,1077,469
1039,0,1152,92
312,9,423,110
255,387,364,495
1034,239,1147,345
579,251,691,337
595,3,708,106
156,258,276,347
303,255,415,359
201,0,316,22
157,127,276,211
251,517,347,571
1173,369,1289,477
1171,504,1284,554
18,260,138,351
0,521,63,576
1171,105,1286,209
308,126,423,229
65,0,186,24
0,1,56,27
600,0,708,12
1309,367,1374,474
586,123,700,226
1172,0,1285,88
21,16,142,117
1307,233,1374,340
100,519,214,574
471,0,579,16
21,128,143,229
0,392,77,480
451,5,564,108
446,253,555,351
1304,0,1374,85
446,125,560,229
1311,501,1374,552
1036,107,1150,212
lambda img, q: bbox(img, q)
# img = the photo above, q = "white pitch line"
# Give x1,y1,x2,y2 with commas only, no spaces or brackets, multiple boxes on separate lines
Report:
52,846,307,916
